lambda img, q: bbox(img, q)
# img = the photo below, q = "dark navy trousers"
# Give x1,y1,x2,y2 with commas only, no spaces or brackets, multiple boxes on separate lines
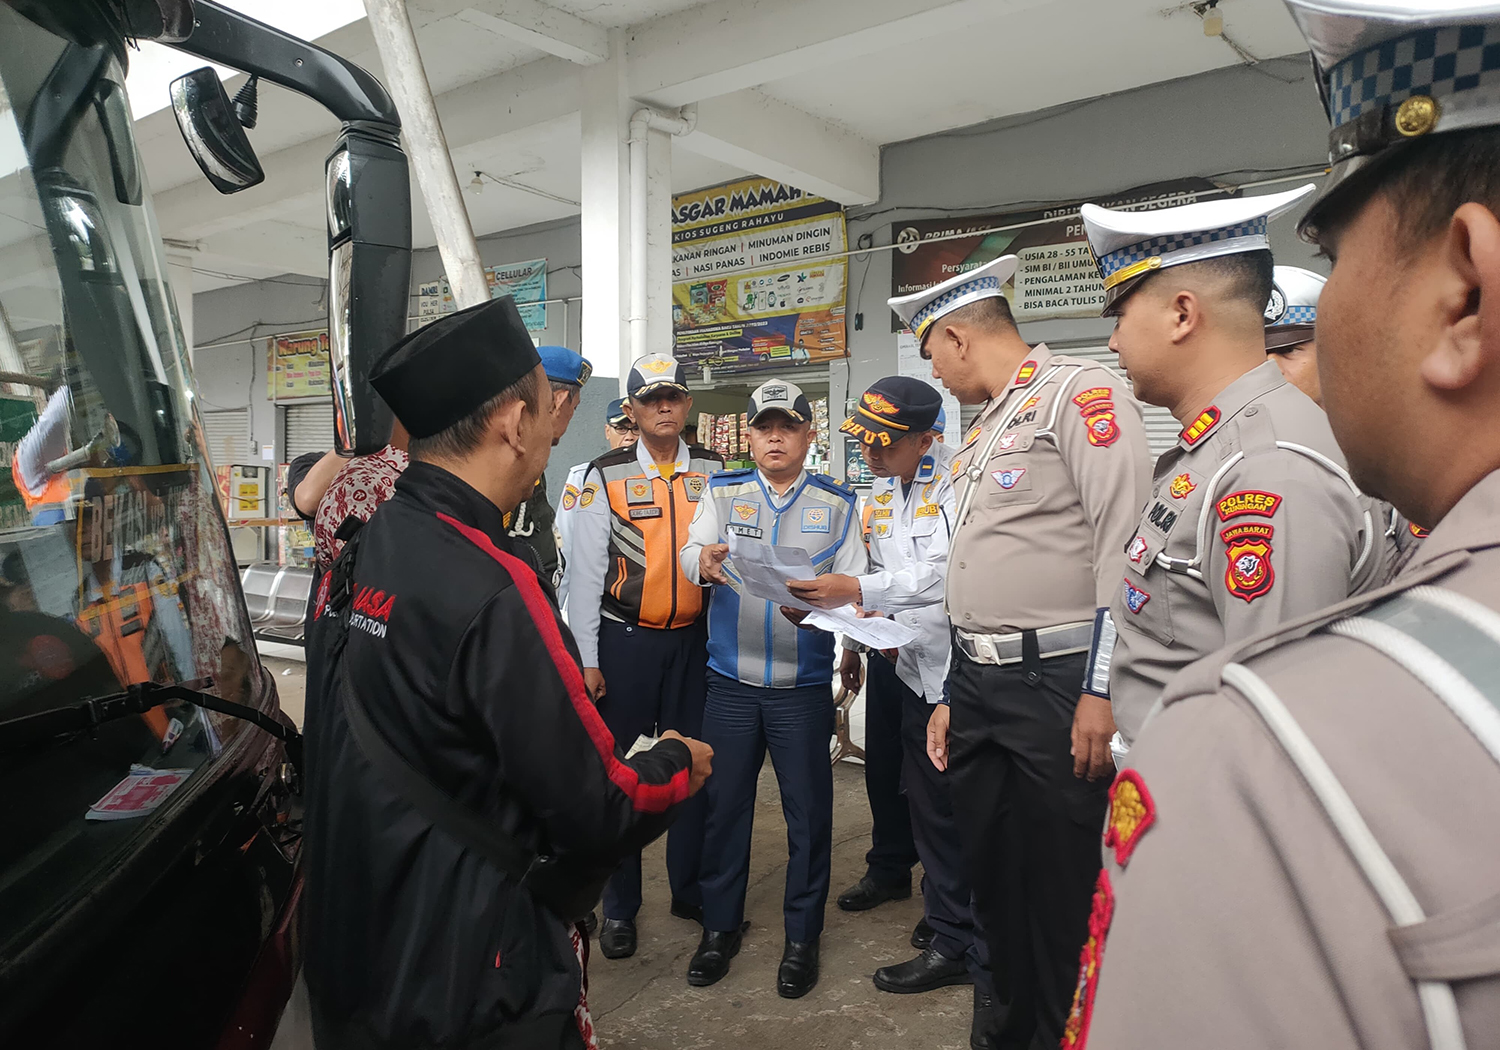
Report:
596,618,709,921
861,654,919,886
699,670,835,943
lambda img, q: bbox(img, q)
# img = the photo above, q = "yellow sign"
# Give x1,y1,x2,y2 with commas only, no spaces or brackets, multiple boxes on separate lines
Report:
266,328,331,400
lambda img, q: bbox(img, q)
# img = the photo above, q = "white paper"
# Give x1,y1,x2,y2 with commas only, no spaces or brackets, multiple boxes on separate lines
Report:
625,734,659,759
726,534,818,611
804,607,919,650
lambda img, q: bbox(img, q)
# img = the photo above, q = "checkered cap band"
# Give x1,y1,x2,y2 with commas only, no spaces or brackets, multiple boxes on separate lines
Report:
1328,24,1500,128
1097,219,1269,280
1268,305,1317,327
911,276,1001,335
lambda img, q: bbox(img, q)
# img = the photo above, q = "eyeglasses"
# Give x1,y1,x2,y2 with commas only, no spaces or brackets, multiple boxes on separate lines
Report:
609,422,639,433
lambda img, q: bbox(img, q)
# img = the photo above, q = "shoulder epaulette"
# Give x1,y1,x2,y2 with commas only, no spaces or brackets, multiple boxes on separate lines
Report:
688,444,725,465
709,466,756,485
591,445,637,471
807,473,857,500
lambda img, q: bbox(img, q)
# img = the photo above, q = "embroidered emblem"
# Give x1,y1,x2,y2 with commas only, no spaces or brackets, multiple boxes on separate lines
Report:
732,500,759,524
914,503,940,518
871,508,892,519
802,506,831,533
643,357,674,374
964,424,983,446
1409,522,1430,539
1181,406,1221,445
1123,578,1150,614
629,506,663,520
1061,870,1115,1050
1015,360,1038,386
1168,473,1195,500
626,477,653,504
561,484,580,511
1104,769,1156,866
1085,412,1120,448
998,433,1019,451
1126,536,1148,564
1019,395,1041,413
875,492,893,505
1073,386,1113,411
1146,501,1178,533
1216,489,1282,521
951,458,964,478
862,391,898,416
1222,522,1275,602
874,522,892,538
922,481,936,501
684,475,706,501
579,483,598,508
991,467,1027,490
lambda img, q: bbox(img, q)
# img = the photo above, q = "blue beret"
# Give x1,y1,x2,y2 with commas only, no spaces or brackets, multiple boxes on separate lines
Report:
538,345,592,387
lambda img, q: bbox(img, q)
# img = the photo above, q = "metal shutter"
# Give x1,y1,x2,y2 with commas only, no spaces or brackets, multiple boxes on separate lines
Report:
283,401,334,459
200,407,253,466
1050,344,1180,457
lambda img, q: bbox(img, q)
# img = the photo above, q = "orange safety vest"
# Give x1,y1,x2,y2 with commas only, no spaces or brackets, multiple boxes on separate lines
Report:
11,451,72,519
76,578,171,739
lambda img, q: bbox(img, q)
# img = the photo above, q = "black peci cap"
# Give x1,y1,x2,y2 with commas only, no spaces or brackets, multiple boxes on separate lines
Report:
839,376,942,446
370,296,541,439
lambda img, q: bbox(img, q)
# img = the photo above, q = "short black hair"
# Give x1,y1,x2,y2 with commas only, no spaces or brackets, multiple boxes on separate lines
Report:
1163,249,1274,316
942,294,1017,335
409,368,542,461
1384,129,1500,249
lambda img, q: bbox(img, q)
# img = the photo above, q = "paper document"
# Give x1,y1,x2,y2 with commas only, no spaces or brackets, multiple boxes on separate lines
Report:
726,534,818,611
804,607,919,650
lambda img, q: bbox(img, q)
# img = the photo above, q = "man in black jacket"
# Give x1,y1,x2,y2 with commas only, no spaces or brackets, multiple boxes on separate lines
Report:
303,296,713,1050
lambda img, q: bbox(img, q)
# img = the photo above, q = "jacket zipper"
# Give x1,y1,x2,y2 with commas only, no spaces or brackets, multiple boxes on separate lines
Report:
666,475,679,625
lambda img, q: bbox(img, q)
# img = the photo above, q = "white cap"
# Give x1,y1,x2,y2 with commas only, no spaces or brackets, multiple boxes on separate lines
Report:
1265,265,1327,350
747,379,812,424
1080,184,1316,313
887,255,1020,340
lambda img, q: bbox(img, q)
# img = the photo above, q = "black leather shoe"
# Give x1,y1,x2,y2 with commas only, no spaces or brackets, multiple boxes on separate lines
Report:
777,938,819,998
910,919,935,951
583,910,599,938
874,948,972,994
599,918,636,960
670,898,704,924
836,875,911,912
686,929,743,987
971,989,1000,1050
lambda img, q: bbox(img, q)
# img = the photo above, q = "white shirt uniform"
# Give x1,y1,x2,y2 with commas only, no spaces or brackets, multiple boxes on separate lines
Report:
857,443,958,702
554,460,589,610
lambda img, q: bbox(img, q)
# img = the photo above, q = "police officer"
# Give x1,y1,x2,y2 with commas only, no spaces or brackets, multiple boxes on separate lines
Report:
1265,266,1425,580
1082,190,1385,754
557,397,637,609
806,377,976,994
302,297,713,1050
566,353,724,959
680,379,867,998
889,256,1153,1049
1069,4,1500,1046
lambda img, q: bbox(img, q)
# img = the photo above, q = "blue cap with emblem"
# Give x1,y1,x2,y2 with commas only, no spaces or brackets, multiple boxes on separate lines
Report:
932,405,947,434
538,345,592,388
1265,265,1327,352
747,379,813,424
1080,184,1317,315
887,255,1020,344
839,376,942,446
606,397,630,427
626,352,690,398
1284,1,1500,237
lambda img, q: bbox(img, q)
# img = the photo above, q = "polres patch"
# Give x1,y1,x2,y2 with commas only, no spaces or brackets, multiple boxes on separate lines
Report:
1104,768,1156,866
1216,489,1282,521
1061,869,1115,1050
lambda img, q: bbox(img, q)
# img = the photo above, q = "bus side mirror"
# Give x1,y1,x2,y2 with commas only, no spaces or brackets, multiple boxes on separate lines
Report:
168,67,264,194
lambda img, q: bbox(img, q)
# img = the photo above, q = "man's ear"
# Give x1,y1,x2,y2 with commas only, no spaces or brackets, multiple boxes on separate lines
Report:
489,397,529,454
1421,202,1500,392
1168,289,1203,345
624,400,638,424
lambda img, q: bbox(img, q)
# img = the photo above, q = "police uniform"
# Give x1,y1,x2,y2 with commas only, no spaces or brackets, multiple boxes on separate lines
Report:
303,297,697,1050
1083,190,1385,751
839,377,977,993
680,379,867,996
890,255,1154,1047
557,398,631,609
565,355,723,942
1065,6,1500,1048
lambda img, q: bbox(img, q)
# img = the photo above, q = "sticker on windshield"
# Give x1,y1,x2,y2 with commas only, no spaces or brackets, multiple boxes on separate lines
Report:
86,765,194,821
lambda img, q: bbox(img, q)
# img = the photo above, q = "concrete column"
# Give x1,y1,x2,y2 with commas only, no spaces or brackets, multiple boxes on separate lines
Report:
579,29,631,389
644,126,674,359
166,249,195,367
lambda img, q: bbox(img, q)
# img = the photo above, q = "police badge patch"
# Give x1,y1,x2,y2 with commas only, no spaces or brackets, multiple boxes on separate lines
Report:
561,485,580,511
1221,522,1275,602
1103,768,1156,866
1122,578,1150,614
802,506,830,533
684,475,706,501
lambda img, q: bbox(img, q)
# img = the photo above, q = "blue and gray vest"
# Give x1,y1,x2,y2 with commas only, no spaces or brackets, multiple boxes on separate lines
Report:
708,469,859,689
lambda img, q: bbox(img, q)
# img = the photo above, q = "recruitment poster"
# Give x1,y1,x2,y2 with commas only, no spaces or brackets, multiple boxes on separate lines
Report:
890,179,1240,327
417,258,549,331
672,177,848,376
266,328,331,400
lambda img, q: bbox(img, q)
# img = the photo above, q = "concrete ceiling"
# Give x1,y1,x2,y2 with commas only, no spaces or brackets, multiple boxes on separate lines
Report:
124,0,1308,293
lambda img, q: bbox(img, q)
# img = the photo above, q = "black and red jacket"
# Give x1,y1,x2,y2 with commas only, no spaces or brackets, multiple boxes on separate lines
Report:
301,461,692,1050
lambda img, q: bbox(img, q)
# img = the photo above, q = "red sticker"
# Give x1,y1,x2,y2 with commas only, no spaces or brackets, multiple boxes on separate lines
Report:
1061,869,1115,1050
1104,768,1156,866
1222,522,1275,602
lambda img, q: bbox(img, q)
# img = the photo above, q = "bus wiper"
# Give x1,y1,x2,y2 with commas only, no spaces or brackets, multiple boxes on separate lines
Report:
0,679,302,772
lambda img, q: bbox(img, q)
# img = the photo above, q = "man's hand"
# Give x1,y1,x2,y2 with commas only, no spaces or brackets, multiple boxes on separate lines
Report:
839,648,864,694
1071,693,1116,781
699,543,731,585
779,605,815,628
584,667,606,703
785,574,863,609
661,729,714,796
927,704,951,772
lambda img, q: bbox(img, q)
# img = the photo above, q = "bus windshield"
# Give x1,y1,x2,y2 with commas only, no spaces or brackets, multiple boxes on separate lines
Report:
0,4,264,964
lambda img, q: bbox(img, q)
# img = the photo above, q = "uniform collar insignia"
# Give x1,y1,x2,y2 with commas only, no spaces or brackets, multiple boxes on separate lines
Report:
1181,406,1221,446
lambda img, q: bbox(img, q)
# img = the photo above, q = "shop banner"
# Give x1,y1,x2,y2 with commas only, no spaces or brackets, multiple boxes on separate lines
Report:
890,179,1239,328
673,177,847,375
417,258,548,331
266,329,331,400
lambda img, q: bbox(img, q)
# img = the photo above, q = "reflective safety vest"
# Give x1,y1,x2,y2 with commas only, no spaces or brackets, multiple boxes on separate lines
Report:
75,575,171,739
11,451,72,526
593,443,723,630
